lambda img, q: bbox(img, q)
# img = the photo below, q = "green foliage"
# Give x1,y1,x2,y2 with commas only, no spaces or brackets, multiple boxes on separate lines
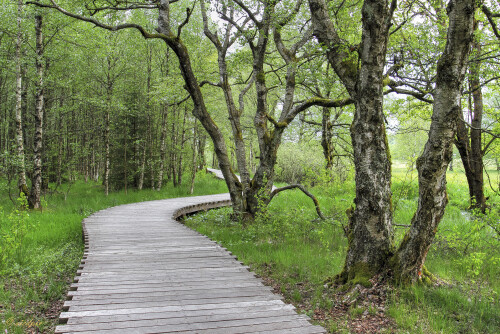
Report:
389,285,499,334
275,141,326,184
0,193,33,269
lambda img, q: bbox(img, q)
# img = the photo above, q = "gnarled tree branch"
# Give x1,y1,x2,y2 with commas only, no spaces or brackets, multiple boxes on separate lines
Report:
269,184,326,220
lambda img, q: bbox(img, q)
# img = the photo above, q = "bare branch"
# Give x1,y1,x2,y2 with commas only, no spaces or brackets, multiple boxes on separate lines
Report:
284,97,354,125
269,184,326,220
27,0,168,40
85,3,161,16
168,95,190,107
238,72,255,114
233,0,261,27
482,4,500,39
177,3,195,39
199,80,222,88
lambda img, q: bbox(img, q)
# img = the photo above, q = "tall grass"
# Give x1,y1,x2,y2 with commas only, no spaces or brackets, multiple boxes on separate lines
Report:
0,171,227,334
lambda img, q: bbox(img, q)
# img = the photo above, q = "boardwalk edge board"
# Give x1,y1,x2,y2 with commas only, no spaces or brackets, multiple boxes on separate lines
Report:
57,170,325,333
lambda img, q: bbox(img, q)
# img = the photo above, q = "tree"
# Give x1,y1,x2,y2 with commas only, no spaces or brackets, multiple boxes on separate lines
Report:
14,0,28,196
393,0,476,281
308,0,396,282
308,0,476,283
29,0,337,218
29,4,45,209
455,35,488,212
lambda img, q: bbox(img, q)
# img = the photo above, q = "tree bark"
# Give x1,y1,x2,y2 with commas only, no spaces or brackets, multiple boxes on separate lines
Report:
29,10,45,209
104,83,111,196
189,121,198,194
157,104,168,190
468,40,486,211
344,0,395,281
309,0,395,282
394,0,476,282
15,0,28,196
177,105,188,186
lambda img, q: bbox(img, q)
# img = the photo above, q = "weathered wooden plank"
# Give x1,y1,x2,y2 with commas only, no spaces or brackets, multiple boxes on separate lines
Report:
64,304,296,325
66,287,278,304
56,314,312,333
57,316,314,334
65,281,267,297
65,295,284,312
73,273,256,286
60,300,287,319
56,308,302,332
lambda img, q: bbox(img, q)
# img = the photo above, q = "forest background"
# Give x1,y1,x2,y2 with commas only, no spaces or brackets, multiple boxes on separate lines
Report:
0,0,499,333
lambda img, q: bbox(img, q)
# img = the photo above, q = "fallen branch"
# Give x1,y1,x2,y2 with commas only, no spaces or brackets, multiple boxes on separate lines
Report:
269,184,325,220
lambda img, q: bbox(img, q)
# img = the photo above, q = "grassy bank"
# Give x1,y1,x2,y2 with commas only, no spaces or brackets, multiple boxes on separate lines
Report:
0,171,227,334
184,169,500,333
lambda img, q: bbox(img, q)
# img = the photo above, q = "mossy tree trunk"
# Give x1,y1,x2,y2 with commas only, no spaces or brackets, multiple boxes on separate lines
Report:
309,0,396,282
393,0,476,283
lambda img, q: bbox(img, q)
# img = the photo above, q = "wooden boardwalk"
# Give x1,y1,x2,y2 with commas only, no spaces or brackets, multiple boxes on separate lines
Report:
57,192,326,333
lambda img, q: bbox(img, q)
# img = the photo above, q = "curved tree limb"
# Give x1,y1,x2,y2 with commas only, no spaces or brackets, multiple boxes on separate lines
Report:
269,184,325,220
284,96,354,125
27,0,168,40
482,4,500,40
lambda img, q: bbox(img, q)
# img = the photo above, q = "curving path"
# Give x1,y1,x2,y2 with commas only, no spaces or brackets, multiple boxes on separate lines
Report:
56,175,325,333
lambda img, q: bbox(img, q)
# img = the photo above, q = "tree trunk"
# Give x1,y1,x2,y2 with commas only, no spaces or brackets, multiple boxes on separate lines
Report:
138,140,146,190
454,37,486,212
171,106,178,187
156,1,244,213
197,133,206,170
321,107,334,170
340,0,395,282
15,0,28,196
177,106,188,186
104,88,111,196
157,49,170,190
190,122,198,194
468,40,486,211
29,11,45,209
157,104,168,190
394,0,475,283
200,0,250,206
123,115,128,195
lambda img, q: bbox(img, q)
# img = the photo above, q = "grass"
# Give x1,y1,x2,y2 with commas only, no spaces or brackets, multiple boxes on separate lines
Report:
184,167,500,333
0,171,227,334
